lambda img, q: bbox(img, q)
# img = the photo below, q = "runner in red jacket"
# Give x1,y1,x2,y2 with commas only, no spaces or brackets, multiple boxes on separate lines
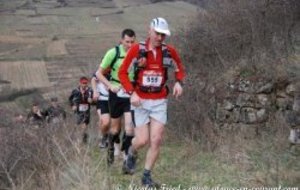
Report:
119,17,185,187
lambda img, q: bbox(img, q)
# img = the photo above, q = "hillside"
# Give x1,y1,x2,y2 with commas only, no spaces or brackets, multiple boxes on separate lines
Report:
0,0,198,110
0,0,299,189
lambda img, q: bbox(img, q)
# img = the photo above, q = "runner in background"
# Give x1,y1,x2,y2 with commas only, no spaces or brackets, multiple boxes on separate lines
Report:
96,29,136,167
91,71,110,148
68,76,93,144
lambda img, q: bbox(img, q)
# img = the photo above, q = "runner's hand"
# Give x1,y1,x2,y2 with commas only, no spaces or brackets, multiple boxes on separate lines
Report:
87,97,93,103
173,82,183,99
109,85,120,93
130,91,141,107
36,110,42,117
72,105,77,111
93,91,99,101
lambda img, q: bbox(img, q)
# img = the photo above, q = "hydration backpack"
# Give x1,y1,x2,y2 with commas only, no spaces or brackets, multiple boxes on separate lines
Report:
133,41,176,93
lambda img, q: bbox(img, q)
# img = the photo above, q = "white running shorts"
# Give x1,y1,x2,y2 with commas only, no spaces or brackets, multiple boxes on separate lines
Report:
131,99,168,127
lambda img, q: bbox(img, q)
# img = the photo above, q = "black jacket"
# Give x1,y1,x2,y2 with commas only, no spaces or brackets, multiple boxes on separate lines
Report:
68,86,93,112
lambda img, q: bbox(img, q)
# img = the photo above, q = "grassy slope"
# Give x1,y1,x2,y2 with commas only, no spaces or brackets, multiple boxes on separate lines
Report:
0,0,198,109
59,126,299,190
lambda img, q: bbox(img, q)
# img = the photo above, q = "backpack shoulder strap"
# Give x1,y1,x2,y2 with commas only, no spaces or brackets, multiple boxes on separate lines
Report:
138,41,147,59
110,45,120,71
132,42,147,86
139,41,146,47
161,43,169,56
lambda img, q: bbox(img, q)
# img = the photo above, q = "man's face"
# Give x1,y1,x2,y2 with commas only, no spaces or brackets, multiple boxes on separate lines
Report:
32,105,39,113
51,101,58,107
149,28,166,47
80,83,88,90
121,35,135,51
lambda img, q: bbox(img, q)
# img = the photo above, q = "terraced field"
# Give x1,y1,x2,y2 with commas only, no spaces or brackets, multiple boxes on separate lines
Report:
0,0,199,108
0,61,51,89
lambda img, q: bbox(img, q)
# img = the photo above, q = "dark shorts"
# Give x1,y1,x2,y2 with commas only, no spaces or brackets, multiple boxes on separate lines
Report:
96,100,109,114
109,91,130,118
76,111,90,125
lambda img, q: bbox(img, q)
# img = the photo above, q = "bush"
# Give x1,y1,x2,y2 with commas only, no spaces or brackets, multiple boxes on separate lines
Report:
179,0,298,73
0,119,79,189
169,0,299,146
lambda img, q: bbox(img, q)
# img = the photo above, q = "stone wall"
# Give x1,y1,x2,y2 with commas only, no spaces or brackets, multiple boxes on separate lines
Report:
212,75,300,142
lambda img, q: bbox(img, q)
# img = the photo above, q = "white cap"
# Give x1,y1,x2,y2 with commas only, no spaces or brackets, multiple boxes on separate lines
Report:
150,17,171,36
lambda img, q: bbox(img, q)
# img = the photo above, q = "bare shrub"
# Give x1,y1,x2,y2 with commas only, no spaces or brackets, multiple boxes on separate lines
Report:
169,0,299,148
178,0,298,74
0,108,112,190
0,116,81,189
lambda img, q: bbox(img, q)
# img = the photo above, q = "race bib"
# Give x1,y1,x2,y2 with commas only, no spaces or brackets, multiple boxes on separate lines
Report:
79,104,89,111
117,88,130,98
142,70,163,87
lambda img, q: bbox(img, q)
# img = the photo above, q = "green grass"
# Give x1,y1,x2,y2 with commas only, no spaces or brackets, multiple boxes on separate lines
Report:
64,131,297,190
101,135,298,189
2,120,299,190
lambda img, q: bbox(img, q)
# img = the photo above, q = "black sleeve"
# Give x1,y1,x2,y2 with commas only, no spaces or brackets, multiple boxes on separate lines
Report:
88,87,93,98
68,91,74,106
68,89,77,106
43,108,50,117
90,88,93,98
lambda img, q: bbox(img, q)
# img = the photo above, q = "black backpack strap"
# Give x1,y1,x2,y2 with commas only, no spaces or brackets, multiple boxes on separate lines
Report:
111,78,120,83
103,45,119,81
161,44,169,82
110,45,123,71
133,42,170,91
133,42,147,86
138,42,147,59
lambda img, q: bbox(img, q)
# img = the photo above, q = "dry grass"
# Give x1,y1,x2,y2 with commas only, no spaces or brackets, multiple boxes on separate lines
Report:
0,0,299,189
0,115,107,190
0,114,299,189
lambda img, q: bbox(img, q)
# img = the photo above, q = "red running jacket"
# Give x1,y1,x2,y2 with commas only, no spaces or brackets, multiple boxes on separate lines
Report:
119,38,185,99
